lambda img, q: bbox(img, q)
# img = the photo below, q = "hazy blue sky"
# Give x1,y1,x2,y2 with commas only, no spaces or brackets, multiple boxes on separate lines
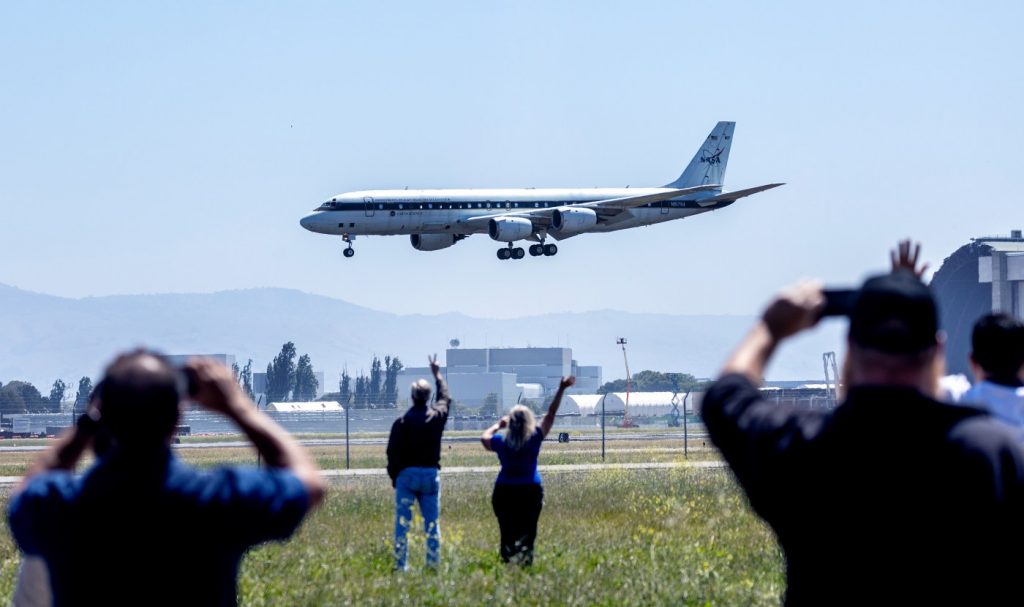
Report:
2,1,1021,319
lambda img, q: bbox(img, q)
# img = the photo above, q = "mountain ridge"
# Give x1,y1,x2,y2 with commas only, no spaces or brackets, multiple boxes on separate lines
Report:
0,283,843,389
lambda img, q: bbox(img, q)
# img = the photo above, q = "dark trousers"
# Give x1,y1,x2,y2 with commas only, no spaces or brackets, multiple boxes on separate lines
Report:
491,483,544,565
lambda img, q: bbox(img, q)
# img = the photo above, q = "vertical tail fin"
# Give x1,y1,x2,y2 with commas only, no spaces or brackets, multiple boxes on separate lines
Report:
665,121,735,188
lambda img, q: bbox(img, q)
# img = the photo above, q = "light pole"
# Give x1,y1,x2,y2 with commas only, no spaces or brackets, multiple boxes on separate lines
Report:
616,338,637,428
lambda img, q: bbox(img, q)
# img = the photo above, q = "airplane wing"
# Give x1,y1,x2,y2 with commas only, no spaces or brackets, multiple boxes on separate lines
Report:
461,184,722,230
694,183,784,207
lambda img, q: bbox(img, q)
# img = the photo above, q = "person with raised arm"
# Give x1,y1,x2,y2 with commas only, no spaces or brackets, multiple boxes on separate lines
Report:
481,375,575,565
386,354,452,571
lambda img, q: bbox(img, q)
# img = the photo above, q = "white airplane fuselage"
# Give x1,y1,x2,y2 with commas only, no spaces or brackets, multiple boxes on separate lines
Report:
299,187,714,237
299,122,781,259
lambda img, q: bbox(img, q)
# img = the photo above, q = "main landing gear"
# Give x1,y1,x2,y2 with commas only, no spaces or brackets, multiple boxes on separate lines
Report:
529,244,558,257
497,244,525,260
496,242,558,260
342,234,355,258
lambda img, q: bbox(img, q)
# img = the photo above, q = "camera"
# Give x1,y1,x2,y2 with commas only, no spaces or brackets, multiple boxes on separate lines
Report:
180,366,200,398
820,289,857,318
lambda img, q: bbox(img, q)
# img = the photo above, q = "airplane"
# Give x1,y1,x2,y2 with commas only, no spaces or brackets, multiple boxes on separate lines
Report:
299,121,782,260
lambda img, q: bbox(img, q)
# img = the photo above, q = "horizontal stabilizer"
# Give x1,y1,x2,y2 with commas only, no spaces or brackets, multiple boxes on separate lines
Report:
696,183,784,207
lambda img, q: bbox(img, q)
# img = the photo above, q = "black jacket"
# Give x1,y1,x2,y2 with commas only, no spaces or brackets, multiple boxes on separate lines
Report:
386,375,451,485
703,373,1024,606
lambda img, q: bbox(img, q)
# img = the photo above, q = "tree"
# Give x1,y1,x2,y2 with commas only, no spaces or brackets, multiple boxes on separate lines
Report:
48,379,68,413
597,370,702,394
339,368,351,405
479,392,500,418
0,381,45,414
231,361,240,381
354,373,367,408
74,376,94,416
294,354,319,401
368,356,383,405
383,356,404,407
265,342,297,403
238,359,254,400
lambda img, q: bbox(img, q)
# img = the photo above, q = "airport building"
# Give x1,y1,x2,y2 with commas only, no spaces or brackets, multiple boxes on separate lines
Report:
396,347,602,411
930,230,1024,376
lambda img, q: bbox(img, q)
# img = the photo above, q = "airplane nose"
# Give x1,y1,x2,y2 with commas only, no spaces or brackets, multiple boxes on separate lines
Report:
300,213,317,231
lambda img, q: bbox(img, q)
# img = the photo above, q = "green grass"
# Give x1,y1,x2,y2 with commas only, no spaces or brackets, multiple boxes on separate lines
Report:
0,468,784,605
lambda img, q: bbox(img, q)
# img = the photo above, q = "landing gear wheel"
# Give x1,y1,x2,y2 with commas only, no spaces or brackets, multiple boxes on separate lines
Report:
497,248,511,260
528,244,543,257
512,247,525,260
543,244,558,256
343,247,355,258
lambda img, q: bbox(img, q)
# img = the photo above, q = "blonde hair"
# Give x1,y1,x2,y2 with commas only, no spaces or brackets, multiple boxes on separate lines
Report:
505,405,536,451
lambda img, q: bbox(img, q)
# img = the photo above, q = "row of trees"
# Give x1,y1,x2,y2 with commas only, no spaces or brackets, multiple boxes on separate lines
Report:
333,355,404,408
1,377,94,416
261,342,320,404
597,370,704,394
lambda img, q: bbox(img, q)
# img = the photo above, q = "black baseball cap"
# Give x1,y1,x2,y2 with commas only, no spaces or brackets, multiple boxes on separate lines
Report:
848,270,939,355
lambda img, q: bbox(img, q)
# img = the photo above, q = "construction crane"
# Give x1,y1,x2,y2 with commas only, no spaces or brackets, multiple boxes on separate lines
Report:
616,338,638,428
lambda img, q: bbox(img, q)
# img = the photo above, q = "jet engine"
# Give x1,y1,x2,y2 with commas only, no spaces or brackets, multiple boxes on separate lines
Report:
410,233,461,251
551,207,598,234
488,217,533,242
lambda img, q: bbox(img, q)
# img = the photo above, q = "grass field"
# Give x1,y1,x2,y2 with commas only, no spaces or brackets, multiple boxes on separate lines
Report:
0,467,784,606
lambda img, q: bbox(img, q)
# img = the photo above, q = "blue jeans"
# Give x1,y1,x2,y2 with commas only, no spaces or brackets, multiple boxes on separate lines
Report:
394,467,441,569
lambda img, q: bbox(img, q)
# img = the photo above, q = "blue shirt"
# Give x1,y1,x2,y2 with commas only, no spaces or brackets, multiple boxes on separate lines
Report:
7,448,310,607
491,428,544,485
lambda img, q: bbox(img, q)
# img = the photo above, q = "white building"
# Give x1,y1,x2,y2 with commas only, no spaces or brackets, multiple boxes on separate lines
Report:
266,401,343,412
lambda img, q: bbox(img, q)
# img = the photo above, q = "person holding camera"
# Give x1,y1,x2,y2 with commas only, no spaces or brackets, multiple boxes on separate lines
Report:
701,243,1024,605
481,375,574,565
6,351,325,606
386,354,451,571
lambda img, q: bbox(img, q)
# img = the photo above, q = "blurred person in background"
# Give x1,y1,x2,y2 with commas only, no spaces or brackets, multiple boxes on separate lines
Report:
481,376,574,565
958,313,1024,431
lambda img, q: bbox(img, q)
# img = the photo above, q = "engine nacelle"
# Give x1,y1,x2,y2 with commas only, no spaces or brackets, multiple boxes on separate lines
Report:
410,233,459,251
551,207,598,234
488,217,534,242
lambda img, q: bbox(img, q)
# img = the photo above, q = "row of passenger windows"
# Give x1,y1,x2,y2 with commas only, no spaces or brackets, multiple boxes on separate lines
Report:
369,201,556,210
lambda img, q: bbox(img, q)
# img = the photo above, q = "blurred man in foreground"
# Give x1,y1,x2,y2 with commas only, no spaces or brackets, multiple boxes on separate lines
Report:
702,256,1024,605
7,351,325,607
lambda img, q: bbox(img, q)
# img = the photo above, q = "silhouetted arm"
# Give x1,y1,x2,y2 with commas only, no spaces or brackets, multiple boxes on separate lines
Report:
188,358,326,509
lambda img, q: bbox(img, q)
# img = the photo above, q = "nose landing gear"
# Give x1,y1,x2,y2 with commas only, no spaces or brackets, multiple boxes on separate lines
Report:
342,234,356,258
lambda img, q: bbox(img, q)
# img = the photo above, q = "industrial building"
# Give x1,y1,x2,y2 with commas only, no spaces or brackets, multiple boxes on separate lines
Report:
396,347,602,411
930,230,1024,376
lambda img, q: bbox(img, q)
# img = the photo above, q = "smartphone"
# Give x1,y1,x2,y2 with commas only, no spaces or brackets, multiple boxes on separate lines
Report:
820,289,857,318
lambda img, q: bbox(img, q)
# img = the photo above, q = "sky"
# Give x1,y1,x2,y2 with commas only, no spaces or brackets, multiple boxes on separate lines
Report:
2,1,1022,320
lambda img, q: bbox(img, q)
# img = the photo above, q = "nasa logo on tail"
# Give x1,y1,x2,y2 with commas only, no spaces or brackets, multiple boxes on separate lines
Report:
700,147,723,165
